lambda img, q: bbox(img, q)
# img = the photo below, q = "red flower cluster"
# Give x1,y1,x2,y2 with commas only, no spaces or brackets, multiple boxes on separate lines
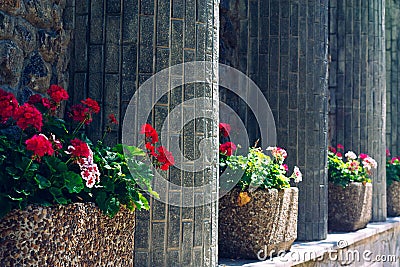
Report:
141,123,159,144
47,85,69,103
28,94,55,110
70,98,100,124
68,139,90,158
82,98,100,114
25,134,54,158
70,104,90,124
13,103,43,131
329,145,343,158
141,124,174,170
155,146,175,170
108,114,118,125
219,142,237,156
0,89,18,123
219,123,231,137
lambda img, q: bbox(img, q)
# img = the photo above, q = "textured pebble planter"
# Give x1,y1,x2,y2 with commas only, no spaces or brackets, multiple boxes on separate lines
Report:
387,181,400,217
219,187,298,259
328,182,372,232
0,202,135,267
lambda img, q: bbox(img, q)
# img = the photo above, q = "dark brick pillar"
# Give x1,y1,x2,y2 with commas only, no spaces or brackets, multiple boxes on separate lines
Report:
386,0,400,156
70,0,219,266
220,0,329,241
329,0,386,221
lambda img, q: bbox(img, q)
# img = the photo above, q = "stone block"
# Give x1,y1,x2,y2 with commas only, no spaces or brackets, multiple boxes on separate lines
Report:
0,40,24,87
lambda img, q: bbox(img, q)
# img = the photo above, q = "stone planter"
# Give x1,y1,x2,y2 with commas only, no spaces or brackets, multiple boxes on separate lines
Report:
387,180,400,217
219,187,298,259
0,202,135,266
328,182,372,232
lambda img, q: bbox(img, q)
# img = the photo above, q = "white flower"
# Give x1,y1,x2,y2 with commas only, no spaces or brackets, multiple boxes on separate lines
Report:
293,166,302,183
345,151,357,160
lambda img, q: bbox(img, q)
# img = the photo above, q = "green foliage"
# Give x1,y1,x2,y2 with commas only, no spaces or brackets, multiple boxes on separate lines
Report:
0,88,158,218
223,147,300,191
386,158,400,185
327,150,374,187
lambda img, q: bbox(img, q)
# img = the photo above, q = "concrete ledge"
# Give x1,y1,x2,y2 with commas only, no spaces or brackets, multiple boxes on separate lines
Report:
219,217,400,266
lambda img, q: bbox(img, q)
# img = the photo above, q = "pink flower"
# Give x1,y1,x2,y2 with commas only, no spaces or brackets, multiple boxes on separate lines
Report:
386,148,391,157
336,152,342,158
359,153,368,160
292,166,302,183
282,164,288,171
267,146,287,161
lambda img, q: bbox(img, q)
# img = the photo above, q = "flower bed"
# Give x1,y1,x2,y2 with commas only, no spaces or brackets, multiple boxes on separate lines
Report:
386,150,400,216
328,145,376,231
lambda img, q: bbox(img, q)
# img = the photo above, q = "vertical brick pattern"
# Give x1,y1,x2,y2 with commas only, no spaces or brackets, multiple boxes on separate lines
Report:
220,0,329,241
329,0,387,221
386,1,400,157
70,0,219,266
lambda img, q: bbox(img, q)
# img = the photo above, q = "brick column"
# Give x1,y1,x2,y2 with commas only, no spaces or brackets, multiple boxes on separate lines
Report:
386,0,400,156
220,0,329,241
69,0,220,266
329,0,386,221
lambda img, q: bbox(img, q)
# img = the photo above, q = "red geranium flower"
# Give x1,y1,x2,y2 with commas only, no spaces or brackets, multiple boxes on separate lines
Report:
359,153,368,160
29,94,56,110
81,98,100,114
337,144,344,150
28,94,42,104
47,84,69,103
108,114,118,125
0,89,18,123
219,123,231,137
145,142,157,157
155,146,175,170
328,146,336,153
68,138,90,158
70,104,91,124
386,148,391,157
26,134,54,158
140,123,159,144
41,97,56,110
13,103,43,131
219,142,237,156
336,152,342,158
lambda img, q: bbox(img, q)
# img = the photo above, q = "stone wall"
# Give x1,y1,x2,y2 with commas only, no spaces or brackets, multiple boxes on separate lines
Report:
0,0,71,101
386,0,400,156
329,0,387,221
219,0,329,241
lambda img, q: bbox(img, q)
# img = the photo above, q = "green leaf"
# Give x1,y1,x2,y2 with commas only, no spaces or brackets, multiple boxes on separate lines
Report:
44,157,68,173
106,197,120,218
49,187,68,204
63,172,84,193
122,145,146,157
6,167,20,179
34,175,51,189
95,191,107,211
